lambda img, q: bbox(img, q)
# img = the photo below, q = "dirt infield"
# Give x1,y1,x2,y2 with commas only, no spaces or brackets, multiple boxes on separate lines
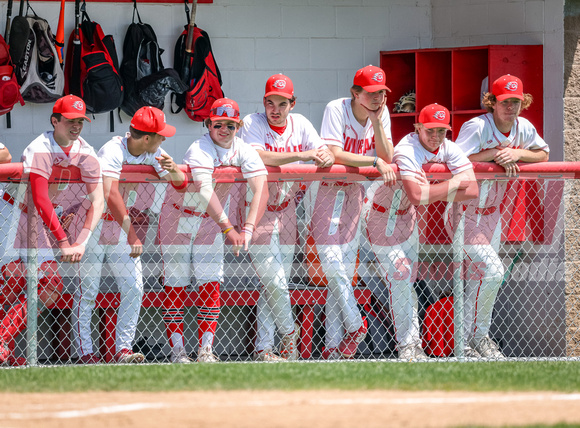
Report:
0,390,579,428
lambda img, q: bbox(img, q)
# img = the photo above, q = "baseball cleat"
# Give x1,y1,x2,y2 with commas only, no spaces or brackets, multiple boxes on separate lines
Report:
197,345,220,363
7,356,26,367
115,349,145,364
0,342,10,366
321,347,342,360
463,346,482,359
254,350,286,362
398,344,429,361
474,336,504,359
338,324,367,358
279,323,300,360
171,348,194,363
76,353,101,365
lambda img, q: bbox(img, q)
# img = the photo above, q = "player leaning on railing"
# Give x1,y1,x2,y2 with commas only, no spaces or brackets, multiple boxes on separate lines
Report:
239,73,335,362
70,106,187,365
364,104,478,361
452,74,550,358
312,65,397,360
0,95,104,366
160,98,268,363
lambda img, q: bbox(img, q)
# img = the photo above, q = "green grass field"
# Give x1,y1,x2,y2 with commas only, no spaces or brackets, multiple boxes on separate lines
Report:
1,360,578,393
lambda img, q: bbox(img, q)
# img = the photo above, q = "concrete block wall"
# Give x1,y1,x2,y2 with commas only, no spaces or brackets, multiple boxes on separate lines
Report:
432,0,564,161
0,0,430,162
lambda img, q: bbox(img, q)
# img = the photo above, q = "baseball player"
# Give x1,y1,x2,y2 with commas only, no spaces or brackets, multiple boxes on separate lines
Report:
239,73,334,361
364,103,478,360
0,95,104,364
160,98,268,363
71,106,187,365
453,74,549,358
311,65,396,359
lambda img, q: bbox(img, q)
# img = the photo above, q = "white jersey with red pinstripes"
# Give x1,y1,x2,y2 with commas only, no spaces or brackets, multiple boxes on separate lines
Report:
184,134,267,179
98,133,169,179
455,113,549,157
22,131,101,183
240,112,325,158
320,98,392,156
394,132,473,178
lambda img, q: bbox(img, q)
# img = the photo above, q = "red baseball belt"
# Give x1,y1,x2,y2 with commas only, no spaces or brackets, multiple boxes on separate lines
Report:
245,198,291,212
463,205,497,215
172,203,210,218
364,197,409,216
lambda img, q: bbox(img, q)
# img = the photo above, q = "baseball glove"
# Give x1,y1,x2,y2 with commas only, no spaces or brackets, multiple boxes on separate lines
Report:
393,90,416,113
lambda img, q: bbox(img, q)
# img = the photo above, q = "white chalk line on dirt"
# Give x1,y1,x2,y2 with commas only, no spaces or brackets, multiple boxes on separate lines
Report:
2,393,580,420
1,402,168,420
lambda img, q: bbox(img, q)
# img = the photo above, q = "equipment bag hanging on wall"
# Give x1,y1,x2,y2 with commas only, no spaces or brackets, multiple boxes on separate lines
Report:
8,0,65,104
119,0,187,117
171,0,224,122
64,0,123,115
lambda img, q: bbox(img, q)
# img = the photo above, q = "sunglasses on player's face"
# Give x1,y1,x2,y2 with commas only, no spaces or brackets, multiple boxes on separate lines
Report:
212,123,237,131
210,106,239,119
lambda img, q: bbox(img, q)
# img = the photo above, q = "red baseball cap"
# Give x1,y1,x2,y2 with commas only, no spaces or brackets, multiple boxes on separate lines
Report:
419,103,451,130
209,98,241,123
53,95,91,122
130,106,176,137
264,74,294,99
353,65,391,92
492,74,524,101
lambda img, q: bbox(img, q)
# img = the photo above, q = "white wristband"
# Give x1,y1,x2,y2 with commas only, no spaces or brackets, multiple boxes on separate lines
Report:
79,229,93,246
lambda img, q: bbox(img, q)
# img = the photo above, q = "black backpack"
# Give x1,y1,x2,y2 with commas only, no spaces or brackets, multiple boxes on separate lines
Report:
119,2,186,117
8,1,65,103
64,0,123,115
171,0,224,122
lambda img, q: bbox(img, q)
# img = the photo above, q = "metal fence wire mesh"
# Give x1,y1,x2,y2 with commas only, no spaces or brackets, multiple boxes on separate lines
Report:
0,165,577,365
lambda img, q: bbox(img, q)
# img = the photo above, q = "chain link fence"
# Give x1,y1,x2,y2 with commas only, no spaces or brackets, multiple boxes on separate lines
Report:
0,164,577,365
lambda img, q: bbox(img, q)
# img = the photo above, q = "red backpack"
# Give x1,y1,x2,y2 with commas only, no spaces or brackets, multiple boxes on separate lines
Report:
64,3,123,115
172,25,224,122
0,34,24,116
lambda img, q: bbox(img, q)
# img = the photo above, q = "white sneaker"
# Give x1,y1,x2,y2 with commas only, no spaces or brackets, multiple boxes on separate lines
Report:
398,344,429,361
197,345,220,363
254,350,286,362
171,348,194,363
464,346,482,359
474,336,504,359
279,324,300,361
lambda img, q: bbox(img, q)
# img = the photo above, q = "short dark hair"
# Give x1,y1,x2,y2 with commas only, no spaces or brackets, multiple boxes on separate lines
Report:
129,126,157,139
50,113,62,128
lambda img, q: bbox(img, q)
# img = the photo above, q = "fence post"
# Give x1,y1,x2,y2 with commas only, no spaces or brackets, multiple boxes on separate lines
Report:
26,186,38,367
452,202,465,359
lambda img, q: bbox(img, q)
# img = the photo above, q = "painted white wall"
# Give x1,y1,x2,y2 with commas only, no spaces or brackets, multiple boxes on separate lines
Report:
432,0,565,160
0,0,564,161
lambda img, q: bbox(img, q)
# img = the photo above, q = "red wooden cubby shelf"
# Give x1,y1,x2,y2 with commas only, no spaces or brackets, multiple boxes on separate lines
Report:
380,45,544,143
